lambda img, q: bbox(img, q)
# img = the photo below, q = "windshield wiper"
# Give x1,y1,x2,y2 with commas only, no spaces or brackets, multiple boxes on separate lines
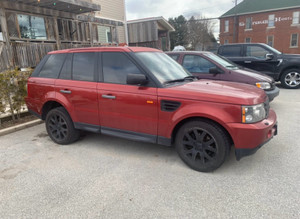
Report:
164,76,197,85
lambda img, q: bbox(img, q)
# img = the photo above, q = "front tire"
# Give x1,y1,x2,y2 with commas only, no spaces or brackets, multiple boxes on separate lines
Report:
175,120,230,172
45,107,80,145
280,69,300,89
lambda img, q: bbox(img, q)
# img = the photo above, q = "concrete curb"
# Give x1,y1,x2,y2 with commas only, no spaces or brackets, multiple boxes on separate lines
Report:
0,119,44,137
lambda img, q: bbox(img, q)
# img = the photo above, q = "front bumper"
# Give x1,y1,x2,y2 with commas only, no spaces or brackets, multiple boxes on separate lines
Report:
265,86,280,102
227,109,277,160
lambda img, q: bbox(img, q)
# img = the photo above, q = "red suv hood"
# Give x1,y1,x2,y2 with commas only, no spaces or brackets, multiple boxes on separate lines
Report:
159,80,266,105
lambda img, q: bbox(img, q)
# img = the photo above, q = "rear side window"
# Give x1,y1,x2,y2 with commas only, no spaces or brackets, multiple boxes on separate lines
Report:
59,53,72,80
72,52,96,82
38,54,67,78
168,54,179,61
102,52,142,84
220,46,241,57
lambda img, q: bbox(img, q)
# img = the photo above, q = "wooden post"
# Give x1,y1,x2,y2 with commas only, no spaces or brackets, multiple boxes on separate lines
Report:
0,7,13,67
53,18,61,50
89,22,94,47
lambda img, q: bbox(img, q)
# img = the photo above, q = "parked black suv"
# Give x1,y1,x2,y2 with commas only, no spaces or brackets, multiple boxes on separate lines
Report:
217,43,300,89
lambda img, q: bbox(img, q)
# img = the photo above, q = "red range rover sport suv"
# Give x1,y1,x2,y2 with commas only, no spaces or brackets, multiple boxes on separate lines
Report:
26,47,277,172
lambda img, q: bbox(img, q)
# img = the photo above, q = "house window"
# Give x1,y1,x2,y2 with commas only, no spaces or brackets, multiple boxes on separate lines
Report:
267,35,274,47
290,33,298,47
246,17,252,29
225,20,229,32
245,37,251,43
292,11,300,24
224,39,229,44
17,14,47,40
268,14,275,27
97,25,112,43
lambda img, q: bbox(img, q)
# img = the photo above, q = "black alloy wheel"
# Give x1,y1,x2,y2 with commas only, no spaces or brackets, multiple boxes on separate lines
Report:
46,107,80,145
175,120,230,172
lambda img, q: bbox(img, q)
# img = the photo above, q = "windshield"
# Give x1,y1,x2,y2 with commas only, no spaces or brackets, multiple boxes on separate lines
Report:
263,44,282,54
203,53,239,70
135,52,191,84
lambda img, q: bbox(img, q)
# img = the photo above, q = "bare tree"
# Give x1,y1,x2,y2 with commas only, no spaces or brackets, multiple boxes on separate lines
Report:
185,15,216,51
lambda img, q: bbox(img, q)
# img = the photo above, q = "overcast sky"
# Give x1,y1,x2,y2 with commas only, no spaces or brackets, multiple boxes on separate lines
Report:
125,0,241,38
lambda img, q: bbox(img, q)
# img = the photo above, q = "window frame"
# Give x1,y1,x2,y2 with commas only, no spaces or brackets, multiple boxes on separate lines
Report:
245,17,252,30
290,33,299,48
268,14,275,27
267,35,274,47
245,37,251,43
292,11,300,25
224,20,229,32
17,13,47,40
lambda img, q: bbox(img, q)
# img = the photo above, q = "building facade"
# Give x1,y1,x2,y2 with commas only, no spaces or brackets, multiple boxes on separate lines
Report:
127,17,175,51
219,0,300,53
0,0,126,71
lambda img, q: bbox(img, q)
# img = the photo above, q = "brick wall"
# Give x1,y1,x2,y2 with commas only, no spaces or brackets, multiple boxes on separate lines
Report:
220,7,300,53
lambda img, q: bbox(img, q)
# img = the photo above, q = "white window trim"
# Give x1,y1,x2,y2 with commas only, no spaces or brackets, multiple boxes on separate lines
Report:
292,11,300,25
224,20,229,32
245,17,252,30
268,14,275,28
267,35,274,47
290,33,299,48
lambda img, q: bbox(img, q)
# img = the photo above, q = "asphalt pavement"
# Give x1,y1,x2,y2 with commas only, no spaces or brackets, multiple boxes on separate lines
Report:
0,87,299,218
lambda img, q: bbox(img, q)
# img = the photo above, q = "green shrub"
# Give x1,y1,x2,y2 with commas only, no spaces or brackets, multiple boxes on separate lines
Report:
0,68,32,126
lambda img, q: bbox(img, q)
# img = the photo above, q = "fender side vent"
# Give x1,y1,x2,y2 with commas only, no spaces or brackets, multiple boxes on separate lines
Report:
161,100,181,112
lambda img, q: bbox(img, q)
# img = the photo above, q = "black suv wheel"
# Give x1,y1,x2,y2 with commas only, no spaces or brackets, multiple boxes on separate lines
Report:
46,107,80,145
175,120,230,172
280,69,300,89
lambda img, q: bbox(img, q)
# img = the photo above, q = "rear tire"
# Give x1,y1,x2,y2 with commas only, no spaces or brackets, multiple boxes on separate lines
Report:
280,69,300,89
45,107,80,145
175,120,230,172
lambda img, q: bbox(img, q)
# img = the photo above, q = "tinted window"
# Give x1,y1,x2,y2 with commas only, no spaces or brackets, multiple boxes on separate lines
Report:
183,55,216,73
39,54,66,78
220,46,241,57
59,54,72,80
73,53,96,81
246,46,269,59
102,52,142,84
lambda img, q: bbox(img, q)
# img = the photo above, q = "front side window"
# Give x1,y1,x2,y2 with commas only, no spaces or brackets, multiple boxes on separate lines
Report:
290,33,298,47
268,14,275,27
103,52,142,84
267,35,274,47
183,55,216,73
292,11,300,24
246,17,252,29
225,20,229,32
39,54,67,78
17,14,47,40
246,46,269,59
73,53,96,82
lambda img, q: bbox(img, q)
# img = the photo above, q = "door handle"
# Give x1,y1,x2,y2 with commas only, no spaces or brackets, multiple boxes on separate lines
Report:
244,61,252,64
60,89,71,94
102,94,116,99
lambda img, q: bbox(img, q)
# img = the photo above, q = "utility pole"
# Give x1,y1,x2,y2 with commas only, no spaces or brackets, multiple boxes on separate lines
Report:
233,0,238,43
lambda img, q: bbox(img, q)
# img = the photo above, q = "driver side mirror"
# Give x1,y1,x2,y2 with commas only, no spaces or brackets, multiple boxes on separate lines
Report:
209,67,222,74
265,53,274,60
127,74,148,86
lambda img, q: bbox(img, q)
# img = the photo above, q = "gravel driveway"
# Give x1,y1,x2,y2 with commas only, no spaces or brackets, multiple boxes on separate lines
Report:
0,87,299,218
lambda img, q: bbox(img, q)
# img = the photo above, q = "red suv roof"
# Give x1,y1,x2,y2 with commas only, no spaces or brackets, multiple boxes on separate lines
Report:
48,46,161,54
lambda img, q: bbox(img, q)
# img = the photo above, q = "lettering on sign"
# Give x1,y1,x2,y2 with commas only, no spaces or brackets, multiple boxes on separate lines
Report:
239,16,292,26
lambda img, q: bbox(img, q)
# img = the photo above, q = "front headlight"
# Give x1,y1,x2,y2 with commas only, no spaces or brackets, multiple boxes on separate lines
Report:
256,82,271,90
242,103,266,123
